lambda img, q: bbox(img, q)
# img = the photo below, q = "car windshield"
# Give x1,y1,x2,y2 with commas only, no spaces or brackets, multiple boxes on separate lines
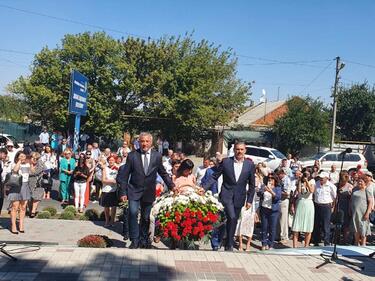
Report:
270,149,286,159
7,135,19,144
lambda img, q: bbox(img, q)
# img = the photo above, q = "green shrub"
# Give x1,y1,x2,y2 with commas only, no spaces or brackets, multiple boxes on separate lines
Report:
64,205,77,215
79,215,89,221
42,206,57,216
84,209,99,221
59,211,75,220
37,211,51,219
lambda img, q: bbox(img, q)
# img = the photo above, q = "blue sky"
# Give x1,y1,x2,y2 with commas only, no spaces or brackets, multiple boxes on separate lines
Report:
0,0,374,104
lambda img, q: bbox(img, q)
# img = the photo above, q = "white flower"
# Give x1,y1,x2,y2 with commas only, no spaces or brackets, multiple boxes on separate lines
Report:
205,190,213,197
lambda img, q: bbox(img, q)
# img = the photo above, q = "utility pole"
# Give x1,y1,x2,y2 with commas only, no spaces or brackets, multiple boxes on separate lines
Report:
277,86,280,101
330,56,345,151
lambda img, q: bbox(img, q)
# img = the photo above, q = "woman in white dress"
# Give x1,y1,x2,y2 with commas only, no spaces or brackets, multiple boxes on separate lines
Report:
235,167,262,251
291,171,315,248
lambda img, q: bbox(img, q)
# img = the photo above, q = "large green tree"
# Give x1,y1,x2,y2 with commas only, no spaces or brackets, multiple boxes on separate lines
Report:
336,82,375,141
9,32,250,140
273,96,330,154
0,95,29,122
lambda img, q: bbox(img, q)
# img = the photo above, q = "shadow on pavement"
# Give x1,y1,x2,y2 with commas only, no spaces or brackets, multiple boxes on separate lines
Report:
0,250,179,280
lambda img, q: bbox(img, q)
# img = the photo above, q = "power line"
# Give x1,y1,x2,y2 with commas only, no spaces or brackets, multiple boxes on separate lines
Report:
0,3,149,39
345,60,375,69
238,55,332,64
238,55,334,68
0,48,34,55
298,60,335,95
0,57,29,68
239,62,330,69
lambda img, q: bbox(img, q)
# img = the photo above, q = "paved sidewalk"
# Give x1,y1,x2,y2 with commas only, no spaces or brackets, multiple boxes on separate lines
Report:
0,246,374,281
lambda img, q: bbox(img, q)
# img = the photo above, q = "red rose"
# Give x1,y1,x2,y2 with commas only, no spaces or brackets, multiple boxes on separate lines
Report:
165,212,170,218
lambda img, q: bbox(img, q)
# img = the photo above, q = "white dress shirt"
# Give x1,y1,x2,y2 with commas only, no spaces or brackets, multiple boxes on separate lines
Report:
142,150,151,168
329,171,340,184
314,180,337,204
281,175,292,195
39,132,50,144
233,158,244,182
195,165,208,185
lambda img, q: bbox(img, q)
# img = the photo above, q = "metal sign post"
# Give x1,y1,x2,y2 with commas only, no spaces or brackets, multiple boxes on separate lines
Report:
69,70,88,152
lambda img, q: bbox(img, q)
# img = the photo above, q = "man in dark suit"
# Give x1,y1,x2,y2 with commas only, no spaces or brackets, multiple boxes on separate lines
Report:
56,138,69,157
203,141,255,251
119,132,174,249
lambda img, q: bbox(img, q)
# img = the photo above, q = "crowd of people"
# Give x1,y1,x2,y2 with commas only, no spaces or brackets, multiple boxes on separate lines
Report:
0,129,374,252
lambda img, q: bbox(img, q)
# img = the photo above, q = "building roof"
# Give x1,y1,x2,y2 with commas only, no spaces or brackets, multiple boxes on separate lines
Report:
232,100,286,127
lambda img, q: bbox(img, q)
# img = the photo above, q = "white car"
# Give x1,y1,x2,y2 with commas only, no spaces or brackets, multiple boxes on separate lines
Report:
300,151,367,172
229,145,286,170
0,134,23,149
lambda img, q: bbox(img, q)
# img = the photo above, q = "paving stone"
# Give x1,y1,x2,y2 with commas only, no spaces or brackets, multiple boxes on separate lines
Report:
35,272,79,280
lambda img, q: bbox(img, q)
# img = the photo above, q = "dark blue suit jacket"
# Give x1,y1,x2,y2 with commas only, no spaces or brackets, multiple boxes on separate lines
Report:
118,149,173,203
203,157,256,208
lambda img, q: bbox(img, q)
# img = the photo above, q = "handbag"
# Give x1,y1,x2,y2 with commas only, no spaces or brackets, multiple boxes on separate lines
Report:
4,172,23,194
41,174,53,187
365,188,375,224
370,211,375,225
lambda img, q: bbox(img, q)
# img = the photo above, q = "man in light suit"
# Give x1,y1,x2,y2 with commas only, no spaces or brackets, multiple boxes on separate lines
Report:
119,132,174,249
203,141,255,251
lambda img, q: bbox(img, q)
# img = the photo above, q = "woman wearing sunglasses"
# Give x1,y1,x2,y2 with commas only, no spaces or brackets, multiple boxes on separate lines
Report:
258,173,282,250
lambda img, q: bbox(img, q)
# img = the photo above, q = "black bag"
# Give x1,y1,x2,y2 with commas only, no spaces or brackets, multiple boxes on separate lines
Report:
370,211,375,225
4,173,23,194
41,173,53,187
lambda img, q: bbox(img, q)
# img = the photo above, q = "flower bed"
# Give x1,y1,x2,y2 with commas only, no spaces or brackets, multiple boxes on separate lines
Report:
153,187,224,244
77,235,113,248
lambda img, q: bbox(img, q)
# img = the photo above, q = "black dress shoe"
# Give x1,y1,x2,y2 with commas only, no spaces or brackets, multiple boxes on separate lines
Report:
212,247,219,251
129,241,139,249
225,246,233,252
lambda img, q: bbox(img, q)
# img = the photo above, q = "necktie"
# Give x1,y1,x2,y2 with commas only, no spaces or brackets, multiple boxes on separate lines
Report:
143,152,149,174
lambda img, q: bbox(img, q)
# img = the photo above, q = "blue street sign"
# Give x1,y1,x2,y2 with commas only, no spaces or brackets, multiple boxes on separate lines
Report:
69,70,88,116
69,70,89,152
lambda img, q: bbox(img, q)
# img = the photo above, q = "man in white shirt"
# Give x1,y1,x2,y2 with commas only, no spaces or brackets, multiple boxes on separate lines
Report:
162,139,169,156
162,149,174,176
203,142,255,251
91,142,100,161
39,128,50,146
6,141,18,164
277,168,292,242
195,157,210,185
313,172,337,246
328,164,340,184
